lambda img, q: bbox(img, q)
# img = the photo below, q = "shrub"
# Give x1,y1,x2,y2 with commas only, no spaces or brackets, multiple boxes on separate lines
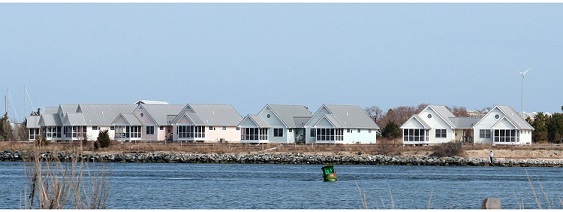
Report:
376,139,402,156
429,141,464,157
34,135,50,146
97,130,111,148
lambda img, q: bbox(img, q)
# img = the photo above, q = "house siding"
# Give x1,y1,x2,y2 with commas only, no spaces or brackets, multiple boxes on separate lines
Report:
344,129,376,144
259,107,288,143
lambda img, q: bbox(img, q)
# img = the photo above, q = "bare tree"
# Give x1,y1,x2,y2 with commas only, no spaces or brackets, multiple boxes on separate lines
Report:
364,106,383,123
448,106,469,117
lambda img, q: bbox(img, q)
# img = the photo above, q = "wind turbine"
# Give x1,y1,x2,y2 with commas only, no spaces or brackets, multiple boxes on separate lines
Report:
517,68,531,114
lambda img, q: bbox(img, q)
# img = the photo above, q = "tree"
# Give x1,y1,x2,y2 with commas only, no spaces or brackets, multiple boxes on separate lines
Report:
381,121,401,139
96,129,111,148
0,113,14,141
364,106,382,123
448,106,469,117
528,112,549,143
547,113,563,143
14,118,29,141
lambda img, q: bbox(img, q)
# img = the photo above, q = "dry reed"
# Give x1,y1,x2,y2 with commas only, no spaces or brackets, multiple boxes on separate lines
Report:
22,145,109,209
355,181,368,209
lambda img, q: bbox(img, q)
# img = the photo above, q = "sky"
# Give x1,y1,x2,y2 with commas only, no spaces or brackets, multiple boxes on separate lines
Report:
1,3,562,122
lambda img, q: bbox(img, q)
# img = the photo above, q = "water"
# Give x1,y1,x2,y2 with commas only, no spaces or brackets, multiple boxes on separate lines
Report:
1,162,561,209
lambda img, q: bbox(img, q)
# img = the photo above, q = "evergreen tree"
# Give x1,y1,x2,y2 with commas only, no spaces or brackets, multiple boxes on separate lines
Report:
381,121,401,139
547,113,563,143
528,112,549,142
0,113,14,141
97,129,111,148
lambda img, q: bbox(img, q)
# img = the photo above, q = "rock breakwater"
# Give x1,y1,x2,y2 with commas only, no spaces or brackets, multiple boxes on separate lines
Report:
1,150,562,167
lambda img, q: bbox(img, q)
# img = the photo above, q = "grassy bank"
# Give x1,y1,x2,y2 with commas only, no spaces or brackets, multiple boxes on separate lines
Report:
1,140,562,159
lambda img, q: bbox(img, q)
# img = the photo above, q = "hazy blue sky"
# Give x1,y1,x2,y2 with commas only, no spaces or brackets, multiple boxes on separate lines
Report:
1,3,562,122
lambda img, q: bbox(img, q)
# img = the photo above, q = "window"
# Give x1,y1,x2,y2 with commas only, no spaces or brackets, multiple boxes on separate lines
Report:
274,128,283,137
357,129,361,133
222,126,226,130
160,126,164,130
65,126,86,139
347,129,352,133
316,128,343,141
435,129,447,138
92,126,98,130
289,129,292,132
110,126,115,130
209,126,215,130
140,113,144,117
427,114,432,118
310,128,316,137
368,129,372,133
494,129,519,143
479,129,491,138
146,126,155,135
241,128,267,140
178,126,206,138
131,126,141,138
403,129,429,142
114,126,128,138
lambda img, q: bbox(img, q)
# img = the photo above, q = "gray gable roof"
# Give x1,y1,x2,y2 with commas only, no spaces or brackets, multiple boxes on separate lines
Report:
263,104,312,128
77,104,137,126
115,113,142,126
496,105,534,130
140,104,184,125
26,116,40,128
188,104,242,126
43,107,58,114
322,114,344,128
40,114,62,126
428,105,456,128
449,117,480,129
59,104,79,114
293,116,311,128
65,113,87,125
323,104,380,129
401,114,432,129
245,115,270,128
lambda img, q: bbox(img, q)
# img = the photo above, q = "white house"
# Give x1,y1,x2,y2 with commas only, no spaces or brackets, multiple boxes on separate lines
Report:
26,115,41,141
171,104,243,143
472,105,534,145
304,104,380,144
38,107,62,141
238,104,312,143
401,105,533,146
401,105,471,145
37,104,137,142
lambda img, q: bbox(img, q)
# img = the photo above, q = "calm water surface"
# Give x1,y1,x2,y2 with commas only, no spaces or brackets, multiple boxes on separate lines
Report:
0,162,561,209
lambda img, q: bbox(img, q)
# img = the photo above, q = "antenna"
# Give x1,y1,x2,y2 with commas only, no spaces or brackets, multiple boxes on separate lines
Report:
516,68,532,114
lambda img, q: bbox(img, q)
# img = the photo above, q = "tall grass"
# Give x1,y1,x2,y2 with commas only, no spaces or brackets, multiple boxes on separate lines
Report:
22,145,109,209
524,169,562,209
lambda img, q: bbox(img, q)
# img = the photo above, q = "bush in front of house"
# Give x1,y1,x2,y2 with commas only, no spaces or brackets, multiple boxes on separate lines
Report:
430,141,464,157
97,129,111,149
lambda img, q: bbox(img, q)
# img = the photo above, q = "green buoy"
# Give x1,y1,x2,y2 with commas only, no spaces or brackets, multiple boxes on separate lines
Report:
321,165,337,182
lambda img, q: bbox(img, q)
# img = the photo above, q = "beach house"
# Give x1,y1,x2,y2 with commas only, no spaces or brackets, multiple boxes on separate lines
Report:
304,104,380,144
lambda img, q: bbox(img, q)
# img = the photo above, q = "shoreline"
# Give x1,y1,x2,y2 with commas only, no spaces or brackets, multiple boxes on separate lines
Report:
2,150,562,167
